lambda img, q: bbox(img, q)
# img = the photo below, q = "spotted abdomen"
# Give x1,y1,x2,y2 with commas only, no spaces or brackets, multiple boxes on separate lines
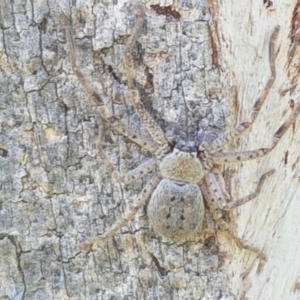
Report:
147,179,204,242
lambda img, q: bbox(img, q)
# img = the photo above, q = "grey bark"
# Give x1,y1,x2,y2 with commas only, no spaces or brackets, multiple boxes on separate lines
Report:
0,0,299,299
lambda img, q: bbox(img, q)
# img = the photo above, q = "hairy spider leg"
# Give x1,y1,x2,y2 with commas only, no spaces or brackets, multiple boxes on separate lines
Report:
211,101,300,163
60,12,160,153
80,173,162,251
94,117,158,183
201,26,280,152
200,170,274,229
124,4,168,145
113,158,157,184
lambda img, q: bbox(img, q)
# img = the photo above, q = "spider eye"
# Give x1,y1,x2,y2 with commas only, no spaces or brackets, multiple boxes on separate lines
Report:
188,144,197,152
196,129,206,144
175,140,197,153
175,140,185,150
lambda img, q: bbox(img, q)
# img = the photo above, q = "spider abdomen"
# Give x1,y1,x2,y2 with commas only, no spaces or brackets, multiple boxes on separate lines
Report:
147,179,205,242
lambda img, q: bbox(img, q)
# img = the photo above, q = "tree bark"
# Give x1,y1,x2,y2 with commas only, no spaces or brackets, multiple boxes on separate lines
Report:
213,1,300,299
0,0,299,299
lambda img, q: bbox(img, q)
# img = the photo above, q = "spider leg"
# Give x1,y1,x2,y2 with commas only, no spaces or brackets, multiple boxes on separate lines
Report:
113,157,157,184
98,138,158,185
202,169,274,224
60,12,159,153
211,101,300,163
124,4,168,145
216,231,267,262
93,117,117,173
201,171,273,261
220,170,275,209
201,26,279,152
80,173,162,251
94,117,158,183
199,178,229,230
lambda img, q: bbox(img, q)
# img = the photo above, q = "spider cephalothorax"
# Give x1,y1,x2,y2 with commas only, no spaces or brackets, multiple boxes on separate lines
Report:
60,4,300,250
159,146,205,183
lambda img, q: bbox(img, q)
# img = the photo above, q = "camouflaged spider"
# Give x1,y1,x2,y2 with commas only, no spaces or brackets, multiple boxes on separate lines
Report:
60,4,300,250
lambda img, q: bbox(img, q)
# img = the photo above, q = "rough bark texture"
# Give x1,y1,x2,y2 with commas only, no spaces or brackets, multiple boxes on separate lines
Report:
0,0,299,299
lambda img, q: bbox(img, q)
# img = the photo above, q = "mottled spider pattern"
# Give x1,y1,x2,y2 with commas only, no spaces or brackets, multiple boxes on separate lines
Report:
60,4,300,250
